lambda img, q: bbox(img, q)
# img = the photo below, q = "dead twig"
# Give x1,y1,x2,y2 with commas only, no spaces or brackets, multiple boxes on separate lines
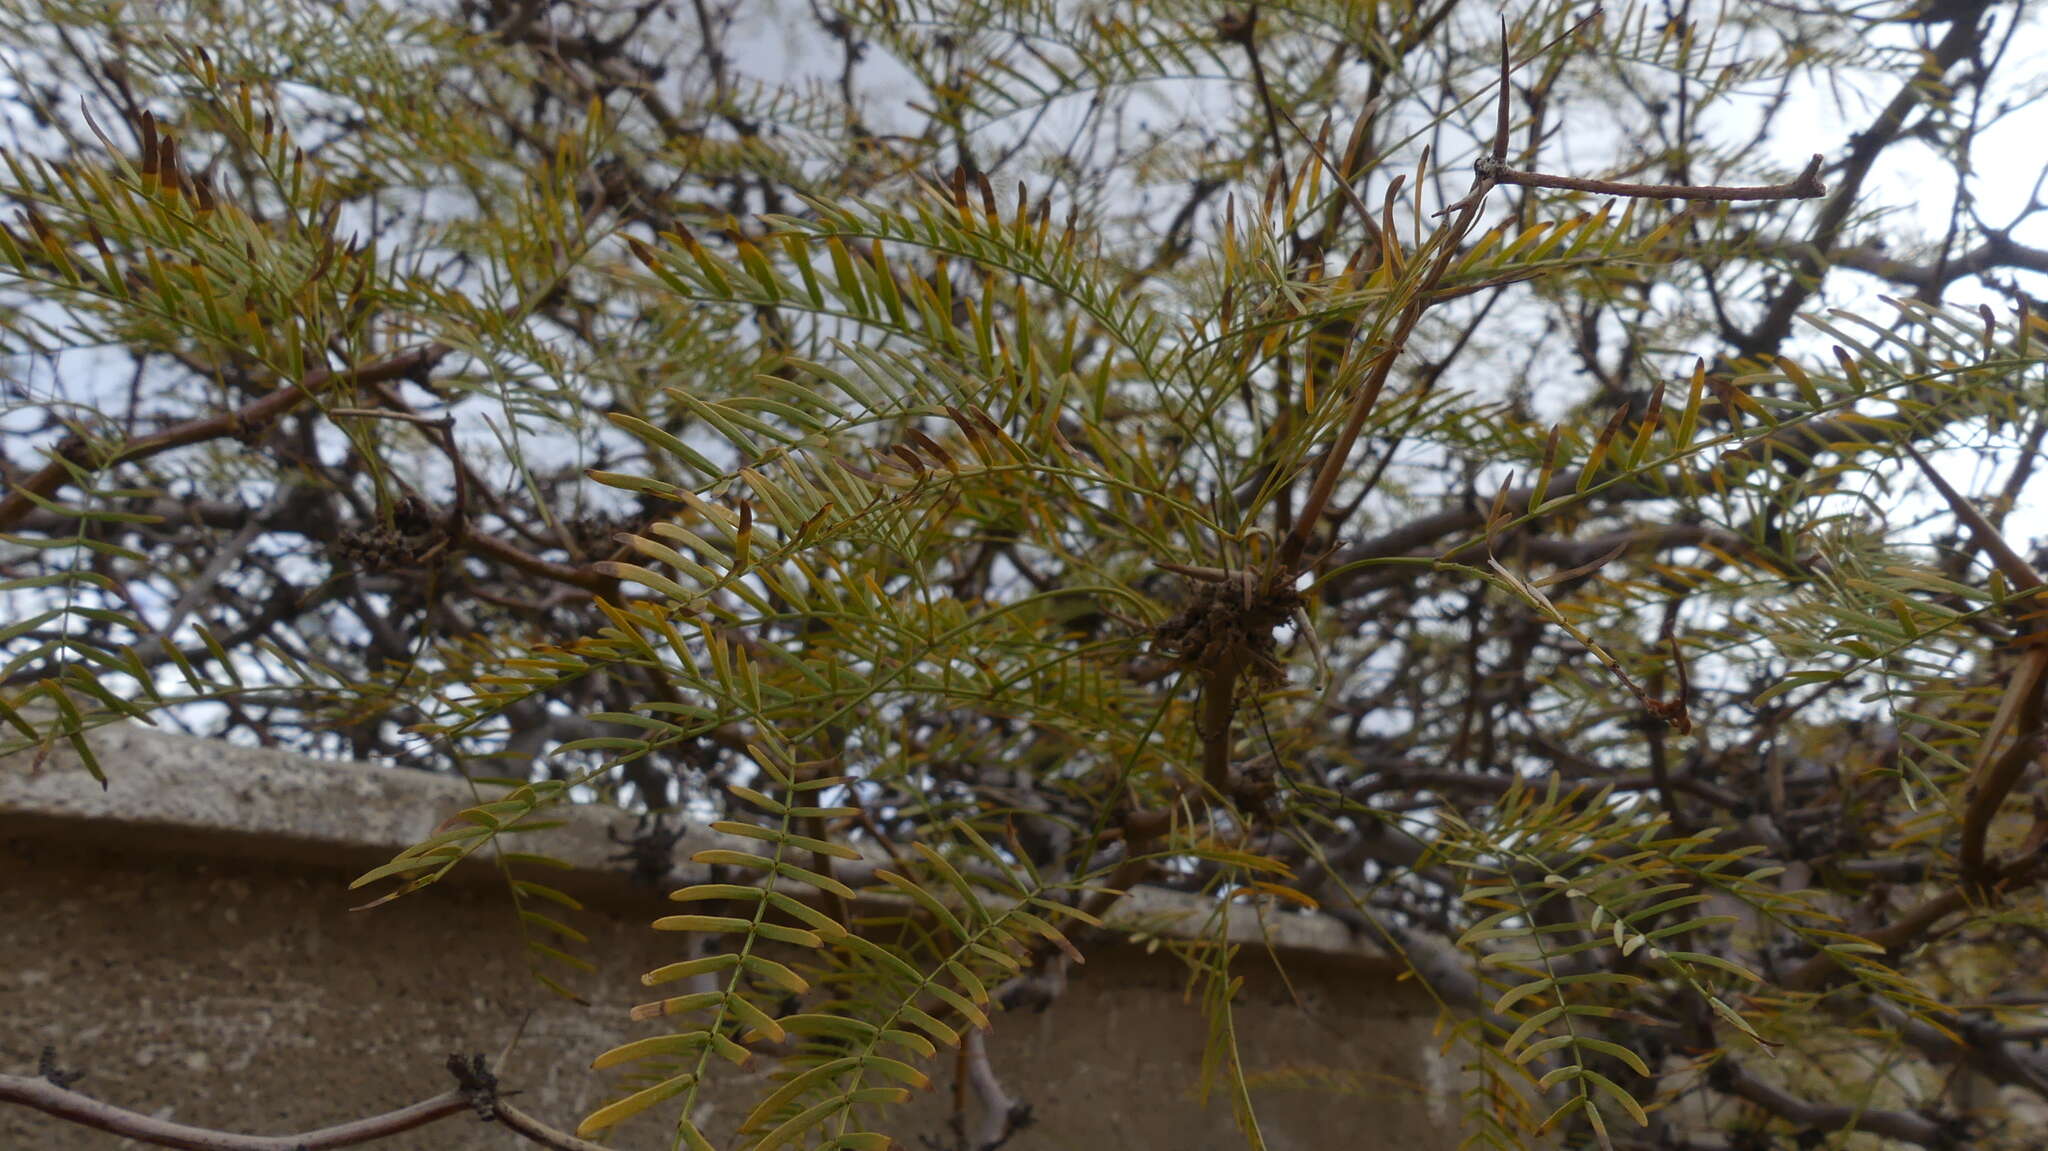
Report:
0,1052,612,1151
1475,152,1826,202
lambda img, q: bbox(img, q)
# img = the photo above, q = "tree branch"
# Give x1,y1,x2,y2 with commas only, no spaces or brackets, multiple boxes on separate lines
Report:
1718,1060,1953,1146
1480,152,1825,202
0,344,450,533
0,1052,613,1151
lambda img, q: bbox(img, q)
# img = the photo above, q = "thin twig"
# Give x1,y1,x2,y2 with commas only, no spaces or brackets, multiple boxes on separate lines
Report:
0,1076,471,1150
1476,152,1827,202
0,1054,614,1151
1269,25,1518,580
329,407,451,428
1217,7,1290,202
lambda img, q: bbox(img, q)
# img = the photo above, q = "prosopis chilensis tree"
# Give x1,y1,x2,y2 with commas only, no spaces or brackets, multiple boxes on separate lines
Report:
4,1,2048,1148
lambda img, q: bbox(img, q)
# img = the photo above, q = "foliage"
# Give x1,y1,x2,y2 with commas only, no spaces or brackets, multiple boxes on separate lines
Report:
6,0,2048,1148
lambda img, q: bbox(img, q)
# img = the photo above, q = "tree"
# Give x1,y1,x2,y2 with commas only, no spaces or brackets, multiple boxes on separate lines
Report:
5,0,2048,1146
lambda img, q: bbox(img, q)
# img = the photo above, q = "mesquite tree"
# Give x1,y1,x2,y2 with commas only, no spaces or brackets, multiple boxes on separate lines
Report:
5,0,2048,1148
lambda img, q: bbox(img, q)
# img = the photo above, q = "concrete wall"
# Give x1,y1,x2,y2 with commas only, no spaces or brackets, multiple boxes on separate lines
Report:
1,724,1458,1150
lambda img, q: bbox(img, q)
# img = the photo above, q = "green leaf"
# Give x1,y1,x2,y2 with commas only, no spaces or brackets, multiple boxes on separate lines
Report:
575,1072,696,1136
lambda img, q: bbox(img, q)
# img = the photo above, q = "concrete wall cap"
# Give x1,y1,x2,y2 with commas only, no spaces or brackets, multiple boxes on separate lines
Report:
1,720,1386,964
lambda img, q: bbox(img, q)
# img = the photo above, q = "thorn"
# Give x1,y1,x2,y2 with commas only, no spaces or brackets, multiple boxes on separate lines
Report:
1494,17,1511,164
1902,441,2043,591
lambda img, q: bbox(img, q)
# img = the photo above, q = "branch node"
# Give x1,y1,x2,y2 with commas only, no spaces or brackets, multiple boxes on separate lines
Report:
447,1052,500,1121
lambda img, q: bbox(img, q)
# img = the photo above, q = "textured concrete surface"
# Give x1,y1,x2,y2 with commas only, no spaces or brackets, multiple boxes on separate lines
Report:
1,724,1455,1150
0,721,1390,954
